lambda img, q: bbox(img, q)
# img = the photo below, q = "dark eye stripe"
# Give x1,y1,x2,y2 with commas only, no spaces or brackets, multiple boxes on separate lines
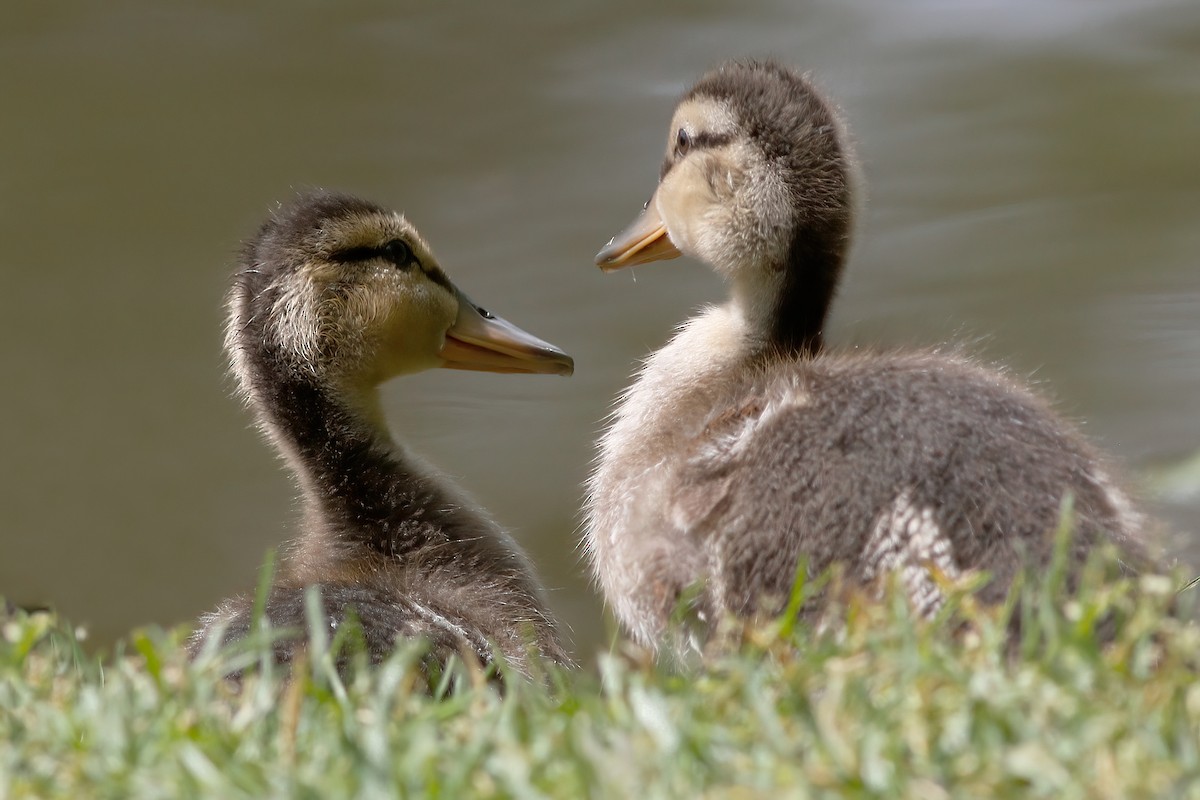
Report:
328,240,454,291
691,131,733,149
422,265,453,291
329,245,384,264
660,130,735,180
330,240,417,270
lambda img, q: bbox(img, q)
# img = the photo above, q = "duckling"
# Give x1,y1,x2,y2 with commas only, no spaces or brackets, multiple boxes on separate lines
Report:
190,191,573,675
587,60,1150,650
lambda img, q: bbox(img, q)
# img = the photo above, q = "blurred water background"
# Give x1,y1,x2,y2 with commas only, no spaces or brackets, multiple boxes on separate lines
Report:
2,0,1197,659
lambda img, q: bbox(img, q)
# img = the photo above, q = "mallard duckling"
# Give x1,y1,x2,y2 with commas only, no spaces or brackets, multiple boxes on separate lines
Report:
191,191,573,674
587,60,1149,649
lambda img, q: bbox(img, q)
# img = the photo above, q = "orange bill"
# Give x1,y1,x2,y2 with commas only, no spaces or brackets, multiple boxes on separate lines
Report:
438,288,574,376
594,191,682,271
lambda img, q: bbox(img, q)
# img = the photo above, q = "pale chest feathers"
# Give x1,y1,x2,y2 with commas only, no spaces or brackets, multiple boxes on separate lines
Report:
587,306,810,552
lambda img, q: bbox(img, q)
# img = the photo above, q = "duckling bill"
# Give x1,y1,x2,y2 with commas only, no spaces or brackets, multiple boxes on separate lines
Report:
440,288,573,374
596,200,680,270
191,191,571,676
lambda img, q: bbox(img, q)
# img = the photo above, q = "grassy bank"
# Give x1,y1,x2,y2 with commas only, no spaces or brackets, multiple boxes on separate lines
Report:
3,563,1199,799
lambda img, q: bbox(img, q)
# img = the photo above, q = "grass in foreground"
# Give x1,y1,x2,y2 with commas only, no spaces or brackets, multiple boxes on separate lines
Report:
2,559,1199,799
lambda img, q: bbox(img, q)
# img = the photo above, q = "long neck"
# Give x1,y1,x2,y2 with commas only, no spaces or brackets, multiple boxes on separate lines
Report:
600,305,751,474
743,225,845,358
247,347,479,562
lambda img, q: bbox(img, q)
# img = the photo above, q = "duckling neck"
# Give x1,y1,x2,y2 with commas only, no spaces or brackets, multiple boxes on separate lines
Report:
734,226,845,357
601,304,752,473
249,355,479,562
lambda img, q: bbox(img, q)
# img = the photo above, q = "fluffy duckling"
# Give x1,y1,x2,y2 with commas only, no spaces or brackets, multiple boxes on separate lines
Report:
191,191,573,674
587,60,1150,650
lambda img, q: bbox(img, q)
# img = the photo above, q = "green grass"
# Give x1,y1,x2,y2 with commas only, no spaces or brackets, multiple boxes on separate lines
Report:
3,562,1199,799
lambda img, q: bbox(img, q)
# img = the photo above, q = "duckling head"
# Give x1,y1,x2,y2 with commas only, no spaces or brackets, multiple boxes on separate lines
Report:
597,61,859,349
228,191,573,397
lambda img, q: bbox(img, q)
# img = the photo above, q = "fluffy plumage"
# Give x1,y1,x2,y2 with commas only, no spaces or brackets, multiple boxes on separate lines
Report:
587,61,1151,650
191,191,573,675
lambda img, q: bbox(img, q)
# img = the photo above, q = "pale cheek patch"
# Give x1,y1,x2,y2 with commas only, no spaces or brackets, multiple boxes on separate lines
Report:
271,277,325,374
682,142,792,280
337,280,394,354
659,156,719,258
862,490,960,617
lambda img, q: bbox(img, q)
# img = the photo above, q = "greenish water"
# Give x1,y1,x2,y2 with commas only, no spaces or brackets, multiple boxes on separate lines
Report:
1,1,1197,656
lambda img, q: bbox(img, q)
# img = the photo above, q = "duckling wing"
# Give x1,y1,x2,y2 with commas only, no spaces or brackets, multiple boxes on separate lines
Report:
674,353,1149,620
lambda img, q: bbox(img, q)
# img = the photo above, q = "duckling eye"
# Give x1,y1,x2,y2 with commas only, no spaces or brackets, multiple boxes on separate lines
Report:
383,239,415,268
675,128,691,157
